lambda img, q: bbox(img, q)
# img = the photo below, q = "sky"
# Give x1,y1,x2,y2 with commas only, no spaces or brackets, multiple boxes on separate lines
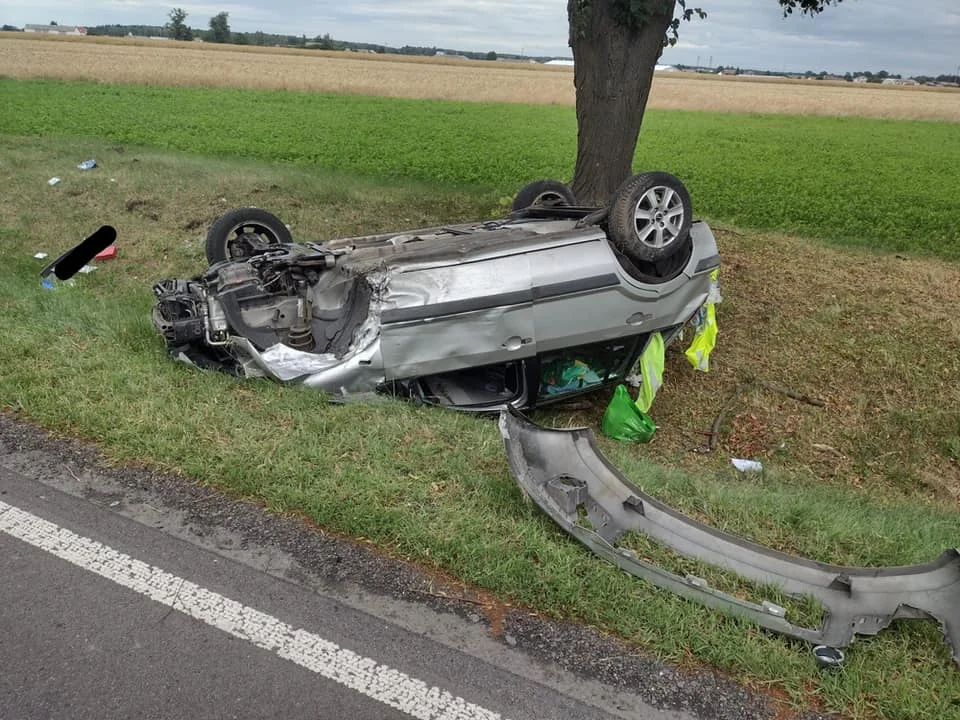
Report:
1,0,958,78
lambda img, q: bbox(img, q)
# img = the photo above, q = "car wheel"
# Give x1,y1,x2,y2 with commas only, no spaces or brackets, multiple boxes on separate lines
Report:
511,180,577,211
205,208,293,264
608,172,692,263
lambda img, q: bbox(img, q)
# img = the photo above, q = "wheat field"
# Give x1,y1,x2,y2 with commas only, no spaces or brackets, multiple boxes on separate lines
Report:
1,33,958,120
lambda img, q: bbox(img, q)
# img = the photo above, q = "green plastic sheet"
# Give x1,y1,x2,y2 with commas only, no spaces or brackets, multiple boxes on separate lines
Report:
602,385,656,443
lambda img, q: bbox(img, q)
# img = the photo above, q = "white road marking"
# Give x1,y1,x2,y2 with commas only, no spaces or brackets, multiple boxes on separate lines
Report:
0,500,505,720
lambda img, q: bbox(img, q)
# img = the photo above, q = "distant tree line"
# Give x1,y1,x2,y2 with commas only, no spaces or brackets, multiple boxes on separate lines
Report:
915,74,960,85
86,24,166,37
81,11,549,62
676,64,956,83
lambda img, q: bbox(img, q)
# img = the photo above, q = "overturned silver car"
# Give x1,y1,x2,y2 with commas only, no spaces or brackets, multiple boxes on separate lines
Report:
152,173,720,410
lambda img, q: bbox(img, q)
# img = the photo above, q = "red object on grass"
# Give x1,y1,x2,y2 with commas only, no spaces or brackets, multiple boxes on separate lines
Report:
94,245,117,260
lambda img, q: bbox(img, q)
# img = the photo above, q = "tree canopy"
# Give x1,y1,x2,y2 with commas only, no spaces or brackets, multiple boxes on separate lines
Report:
166,8,192,41
207,12,231,44
566,0,844,203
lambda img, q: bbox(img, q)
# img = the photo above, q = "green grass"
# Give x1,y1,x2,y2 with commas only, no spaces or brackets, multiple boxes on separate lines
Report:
2,79,959,258
1,136,959,719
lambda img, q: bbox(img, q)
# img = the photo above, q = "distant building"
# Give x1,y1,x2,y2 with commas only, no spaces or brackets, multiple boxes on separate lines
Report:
882,78,918,86
545,59,574,67
24,24,86,35
654,64,678,72
852,75,869,83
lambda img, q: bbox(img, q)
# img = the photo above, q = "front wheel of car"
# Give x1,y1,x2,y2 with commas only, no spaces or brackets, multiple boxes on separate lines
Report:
205,208,293,264
608,172,692,263
511,180,577,211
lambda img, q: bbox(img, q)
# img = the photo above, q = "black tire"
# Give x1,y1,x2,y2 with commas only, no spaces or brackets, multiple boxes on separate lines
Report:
608,172,692,263
511,180,577,211
205,208,292,264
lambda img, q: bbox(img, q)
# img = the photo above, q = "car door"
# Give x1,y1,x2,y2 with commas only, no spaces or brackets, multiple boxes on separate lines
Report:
378,254,536,381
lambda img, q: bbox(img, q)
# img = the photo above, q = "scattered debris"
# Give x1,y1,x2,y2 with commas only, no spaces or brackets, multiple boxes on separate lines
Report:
39,226,117,281
40,277,75,291
541,359,603,396
95,245,118,261
47,177,61,186
77,159,97,171
731,458,763,473
33,252,48,260
812,645,845,671
77,265,98,275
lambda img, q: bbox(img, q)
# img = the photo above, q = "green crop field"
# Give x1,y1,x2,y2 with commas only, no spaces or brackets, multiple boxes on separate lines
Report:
2,79,959,257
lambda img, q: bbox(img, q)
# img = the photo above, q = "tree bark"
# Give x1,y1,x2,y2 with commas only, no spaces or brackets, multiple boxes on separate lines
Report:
568,0,676,206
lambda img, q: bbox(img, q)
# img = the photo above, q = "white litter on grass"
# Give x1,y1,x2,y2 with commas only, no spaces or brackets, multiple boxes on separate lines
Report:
731,458,763,473
77,265,98,274
34,252,49,260
48,177,61,186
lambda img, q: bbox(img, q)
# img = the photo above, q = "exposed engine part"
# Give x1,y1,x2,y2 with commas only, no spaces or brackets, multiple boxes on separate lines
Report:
286,296,315,352
151,279,205,346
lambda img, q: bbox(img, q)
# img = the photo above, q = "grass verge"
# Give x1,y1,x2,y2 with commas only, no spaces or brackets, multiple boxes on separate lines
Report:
1,79,959,258
1,136,959,719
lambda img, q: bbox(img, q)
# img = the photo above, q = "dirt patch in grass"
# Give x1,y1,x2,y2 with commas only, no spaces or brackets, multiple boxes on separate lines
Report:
2,34,958,121
124,197,162,221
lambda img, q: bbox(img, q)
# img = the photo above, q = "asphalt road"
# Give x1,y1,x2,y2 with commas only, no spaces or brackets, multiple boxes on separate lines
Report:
0,416,810,720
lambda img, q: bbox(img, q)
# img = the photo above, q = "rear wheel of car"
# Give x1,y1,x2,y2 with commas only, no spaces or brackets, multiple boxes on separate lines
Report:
205,208,292,264
511,180,577,211
608,172,692,263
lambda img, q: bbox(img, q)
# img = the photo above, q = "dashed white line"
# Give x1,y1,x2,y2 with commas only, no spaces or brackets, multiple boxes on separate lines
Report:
0,500,506,720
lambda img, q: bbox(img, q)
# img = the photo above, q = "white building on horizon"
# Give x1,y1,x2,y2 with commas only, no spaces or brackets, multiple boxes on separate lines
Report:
24,24,87,35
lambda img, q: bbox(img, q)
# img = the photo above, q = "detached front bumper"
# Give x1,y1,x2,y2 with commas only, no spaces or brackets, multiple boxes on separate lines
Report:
499,407,960,661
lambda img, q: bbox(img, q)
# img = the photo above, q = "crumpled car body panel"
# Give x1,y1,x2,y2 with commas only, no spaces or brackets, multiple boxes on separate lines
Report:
153,213,720,410
498,407,960,661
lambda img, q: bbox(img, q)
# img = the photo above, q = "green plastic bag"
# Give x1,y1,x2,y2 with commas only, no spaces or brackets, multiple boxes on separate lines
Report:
602,385,656,442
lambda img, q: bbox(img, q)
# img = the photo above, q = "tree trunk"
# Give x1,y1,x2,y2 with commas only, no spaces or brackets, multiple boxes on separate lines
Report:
568,0,676,206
